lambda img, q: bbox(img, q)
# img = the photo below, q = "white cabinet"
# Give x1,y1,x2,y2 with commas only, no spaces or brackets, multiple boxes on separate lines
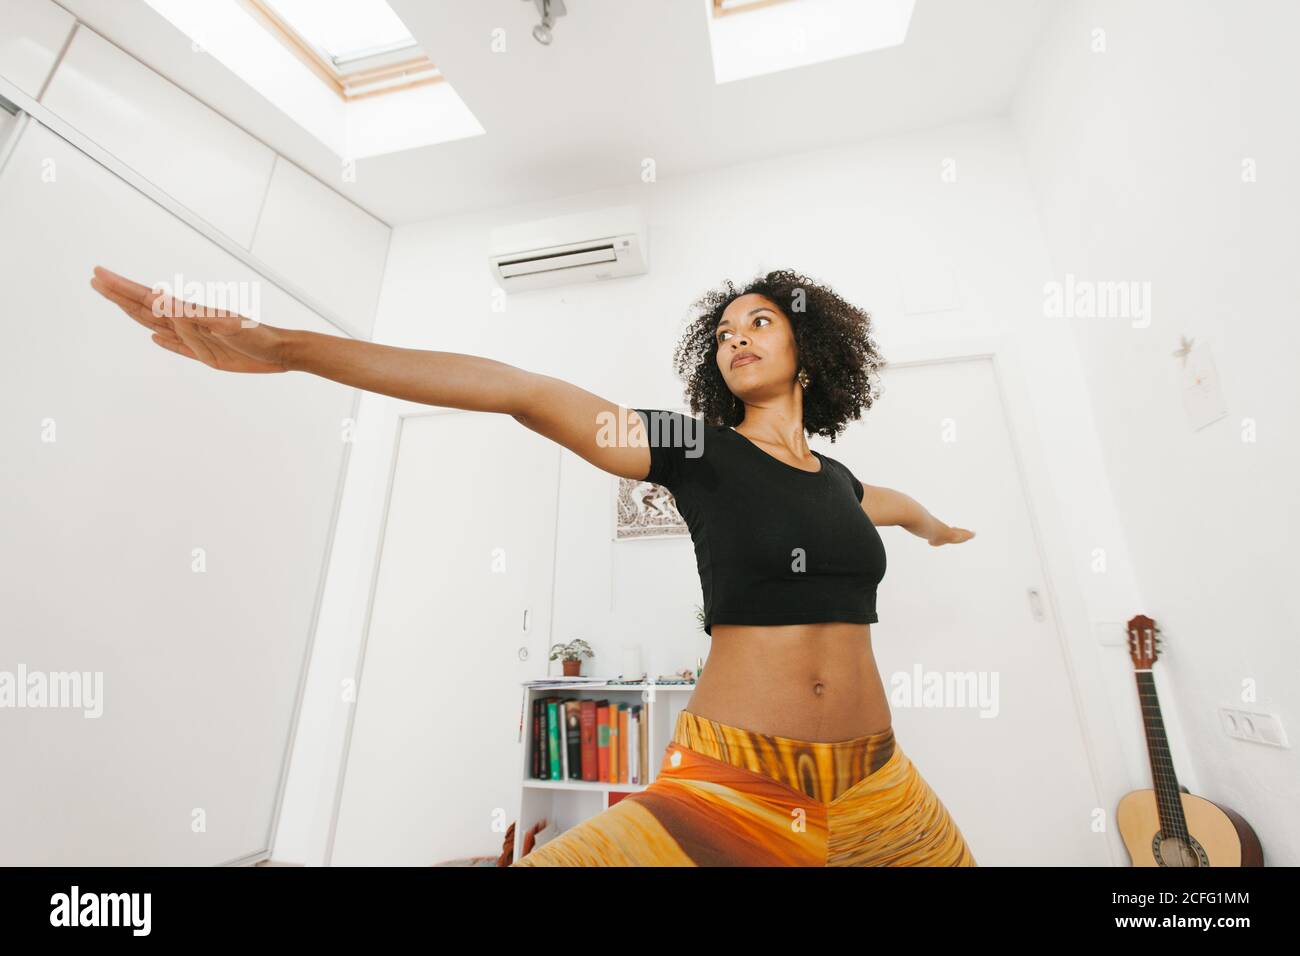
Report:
251,156,390,340
14,15,391,339
0,121,354,866
40,25,276,248
0,0,74,99
0,108,17,151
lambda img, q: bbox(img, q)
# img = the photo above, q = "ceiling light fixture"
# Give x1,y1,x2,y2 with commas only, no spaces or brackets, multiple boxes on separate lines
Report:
523,0,567,46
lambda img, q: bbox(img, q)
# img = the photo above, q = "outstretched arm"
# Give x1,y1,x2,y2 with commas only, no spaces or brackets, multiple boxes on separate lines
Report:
89,265,654,482
859,482,974,547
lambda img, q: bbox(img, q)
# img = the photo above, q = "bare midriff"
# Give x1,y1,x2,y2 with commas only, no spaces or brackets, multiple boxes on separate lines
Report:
683,621,892,742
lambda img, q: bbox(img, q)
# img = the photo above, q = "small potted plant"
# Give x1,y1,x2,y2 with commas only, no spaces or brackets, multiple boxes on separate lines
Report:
550,639,594,677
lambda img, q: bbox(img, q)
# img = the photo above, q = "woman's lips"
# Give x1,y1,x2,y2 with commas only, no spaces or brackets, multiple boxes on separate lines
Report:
731,353,760,369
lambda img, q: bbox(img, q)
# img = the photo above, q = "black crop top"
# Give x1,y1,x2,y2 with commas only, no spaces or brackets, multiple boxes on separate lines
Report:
633,408,886,635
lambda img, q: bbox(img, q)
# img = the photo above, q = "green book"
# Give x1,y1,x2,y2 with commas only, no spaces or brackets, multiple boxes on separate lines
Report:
547,698,562,781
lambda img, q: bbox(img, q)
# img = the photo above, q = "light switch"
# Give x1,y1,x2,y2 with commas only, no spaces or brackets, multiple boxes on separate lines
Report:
1094,621,1127,647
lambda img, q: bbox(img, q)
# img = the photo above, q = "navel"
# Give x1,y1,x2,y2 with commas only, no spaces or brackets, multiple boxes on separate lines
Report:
812,680,826,697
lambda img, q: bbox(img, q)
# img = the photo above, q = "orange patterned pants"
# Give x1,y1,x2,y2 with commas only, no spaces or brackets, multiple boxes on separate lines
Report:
512,708,977,866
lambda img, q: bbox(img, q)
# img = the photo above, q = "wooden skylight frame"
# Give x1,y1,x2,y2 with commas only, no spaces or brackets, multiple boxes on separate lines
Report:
239,0,444,101
711,0,799,17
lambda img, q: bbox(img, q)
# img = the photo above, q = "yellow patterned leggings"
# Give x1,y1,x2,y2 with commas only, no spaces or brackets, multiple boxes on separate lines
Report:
512,708,977,866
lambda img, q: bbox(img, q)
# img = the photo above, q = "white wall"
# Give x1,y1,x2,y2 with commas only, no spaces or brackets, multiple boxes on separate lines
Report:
276,115,1160,865
1013,0,1300,863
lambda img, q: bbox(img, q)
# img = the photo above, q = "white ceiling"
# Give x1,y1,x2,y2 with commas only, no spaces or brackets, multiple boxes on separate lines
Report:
54,0,1053,226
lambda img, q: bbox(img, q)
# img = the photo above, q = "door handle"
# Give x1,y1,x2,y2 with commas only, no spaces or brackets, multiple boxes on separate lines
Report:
517,608,533,661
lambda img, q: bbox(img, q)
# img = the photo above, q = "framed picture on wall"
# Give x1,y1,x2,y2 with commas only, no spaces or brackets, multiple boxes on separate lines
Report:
613,405,694,540
615,473,687,539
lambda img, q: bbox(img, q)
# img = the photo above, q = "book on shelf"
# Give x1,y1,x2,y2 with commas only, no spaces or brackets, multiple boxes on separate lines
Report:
529,696,651,785
517,677,695,746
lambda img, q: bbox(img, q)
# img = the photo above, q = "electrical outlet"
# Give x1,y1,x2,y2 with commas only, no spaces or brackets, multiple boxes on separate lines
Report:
1218,708,1289,747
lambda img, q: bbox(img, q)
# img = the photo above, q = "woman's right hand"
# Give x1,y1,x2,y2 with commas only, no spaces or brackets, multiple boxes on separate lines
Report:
90,265,291,373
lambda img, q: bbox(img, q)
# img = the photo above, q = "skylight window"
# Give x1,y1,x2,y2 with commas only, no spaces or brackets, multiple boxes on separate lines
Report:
242,0,438,100
261,0,417,67
705,0,916,84
142,0,485,159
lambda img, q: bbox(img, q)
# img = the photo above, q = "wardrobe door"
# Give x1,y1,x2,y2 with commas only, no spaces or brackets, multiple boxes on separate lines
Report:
0,109,17,147
0,122,355,865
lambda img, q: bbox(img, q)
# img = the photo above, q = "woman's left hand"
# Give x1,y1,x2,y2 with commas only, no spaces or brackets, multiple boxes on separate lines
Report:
928,523,975,547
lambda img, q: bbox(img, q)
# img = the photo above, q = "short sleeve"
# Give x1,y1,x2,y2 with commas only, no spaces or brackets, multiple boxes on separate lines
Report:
633,408,703,490
834,458,864,503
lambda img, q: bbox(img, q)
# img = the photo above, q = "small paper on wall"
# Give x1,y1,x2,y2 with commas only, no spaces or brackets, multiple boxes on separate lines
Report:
1182,341,1227,431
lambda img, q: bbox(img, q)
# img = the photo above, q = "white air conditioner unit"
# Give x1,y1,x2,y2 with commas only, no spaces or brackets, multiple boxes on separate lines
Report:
489,205,648,292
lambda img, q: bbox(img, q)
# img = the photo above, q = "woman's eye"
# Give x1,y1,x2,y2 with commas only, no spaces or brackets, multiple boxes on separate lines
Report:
718,317,769,343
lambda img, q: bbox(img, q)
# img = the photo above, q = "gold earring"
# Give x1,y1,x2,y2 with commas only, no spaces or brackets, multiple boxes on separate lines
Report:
797,367,810,390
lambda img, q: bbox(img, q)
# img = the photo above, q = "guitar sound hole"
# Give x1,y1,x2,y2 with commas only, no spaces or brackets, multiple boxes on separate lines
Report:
1151,832,1209,867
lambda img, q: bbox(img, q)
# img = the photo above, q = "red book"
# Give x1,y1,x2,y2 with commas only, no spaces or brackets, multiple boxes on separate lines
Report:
580,700,598,782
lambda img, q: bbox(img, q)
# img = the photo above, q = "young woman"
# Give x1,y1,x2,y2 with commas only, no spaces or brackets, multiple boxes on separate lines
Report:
90,264,978,867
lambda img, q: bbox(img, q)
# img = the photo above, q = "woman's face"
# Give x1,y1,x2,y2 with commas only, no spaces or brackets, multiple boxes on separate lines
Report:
714,293,799,403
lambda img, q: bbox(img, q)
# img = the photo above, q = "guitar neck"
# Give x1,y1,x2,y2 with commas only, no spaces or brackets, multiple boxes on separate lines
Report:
1134,670,1189,840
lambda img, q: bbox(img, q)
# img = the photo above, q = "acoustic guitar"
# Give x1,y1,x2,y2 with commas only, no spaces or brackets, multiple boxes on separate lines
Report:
1116,614,1263,866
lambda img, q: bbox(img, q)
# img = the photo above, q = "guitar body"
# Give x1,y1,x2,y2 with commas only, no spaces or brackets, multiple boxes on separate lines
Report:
1117,789,1264,866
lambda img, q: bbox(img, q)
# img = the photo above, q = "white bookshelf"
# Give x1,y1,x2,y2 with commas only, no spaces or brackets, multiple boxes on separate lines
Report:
513,680,696,864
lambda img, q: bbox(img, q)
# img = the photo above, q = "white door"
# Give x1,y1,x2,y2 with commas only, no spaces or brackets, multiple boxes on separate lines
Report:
330,411,560,865
811,357,1107,865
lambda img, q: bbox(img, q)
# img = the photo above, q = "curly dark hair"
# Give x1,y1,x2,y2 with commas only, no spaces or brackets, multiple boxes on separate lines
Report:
671,269,885,441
